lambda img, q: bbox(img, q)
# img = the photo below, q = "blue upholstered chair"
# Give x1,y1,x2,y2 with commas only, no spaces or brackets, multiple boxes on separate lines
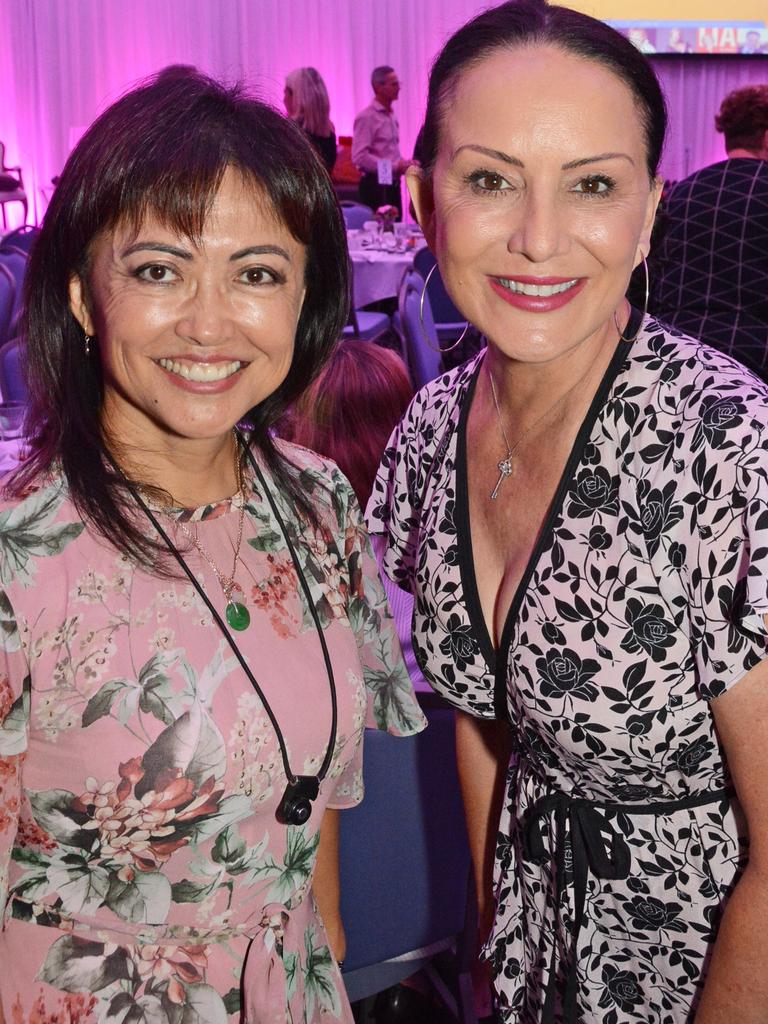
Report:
341,306,391,343
0,224,39,256
340,201,374,230
342,256,391,343
0,266,15,347
0,337,28,404
339,702,478,1023
0,250,27,339
396,268,443,389
413,247,466,345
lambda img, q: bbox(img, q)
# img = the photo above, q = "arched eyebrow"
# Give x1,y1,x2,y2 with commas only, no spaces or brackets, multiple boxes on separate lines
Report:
452,144,635,169
452,145,523,167
120,243,193,260
562,152,635,169
118,243,292,262
230,245,292,262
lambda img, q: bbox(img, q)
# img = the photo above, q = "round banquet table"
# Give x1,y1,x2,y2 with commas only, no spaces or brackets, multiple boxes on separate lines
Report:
348,230,426,308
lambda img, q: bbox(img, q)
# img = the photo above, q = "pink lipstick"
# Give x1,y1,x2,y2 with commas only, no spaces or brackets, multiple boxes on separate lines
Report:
489,275,585,313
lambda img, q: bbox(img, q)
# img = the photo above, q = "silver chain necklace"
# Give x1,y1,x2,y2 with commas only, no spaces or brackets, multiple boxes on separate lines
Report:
487,354,599,500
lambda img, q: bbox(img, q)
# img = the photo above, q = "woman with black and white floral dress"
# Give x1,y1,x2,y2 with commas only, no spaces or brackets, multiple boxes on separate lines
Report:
367,3,768,1022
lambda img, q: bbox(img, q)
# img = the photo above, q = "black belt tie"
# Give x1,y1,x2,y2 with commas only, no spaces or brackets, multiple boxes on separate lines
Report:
522,785,735,1024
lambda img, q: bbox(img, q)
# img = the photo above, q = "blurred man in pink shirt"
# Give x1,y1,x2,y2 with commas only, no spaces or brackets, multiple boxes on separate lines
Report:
352,66,414,215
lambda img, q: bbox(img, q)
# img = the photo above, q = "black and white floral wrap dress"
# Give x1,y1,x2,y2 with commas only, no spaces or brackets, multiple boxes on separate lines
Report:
367,314,768,1023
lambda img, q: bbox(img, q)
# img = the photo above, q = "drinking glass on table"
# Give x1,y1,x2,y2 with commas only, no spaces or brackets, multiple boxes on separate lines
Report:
362,219,380,247
393,222,409,251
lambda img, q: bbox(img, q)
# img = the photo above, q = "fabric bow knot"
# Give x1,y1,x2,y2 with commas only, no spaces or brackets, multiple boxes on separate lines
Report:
523,791,632,1024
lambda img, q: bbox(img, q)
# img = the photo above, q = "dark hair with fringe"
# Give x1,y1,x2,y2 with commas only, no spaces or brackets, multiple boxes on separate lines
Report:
9,68,350,572
715,84,768,152
419,0,667,181
281,340,414,509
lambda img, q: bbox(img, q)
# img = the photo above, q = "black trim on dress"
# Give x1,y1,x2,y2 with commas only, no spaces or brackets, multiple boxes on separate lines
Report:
455,309,642,721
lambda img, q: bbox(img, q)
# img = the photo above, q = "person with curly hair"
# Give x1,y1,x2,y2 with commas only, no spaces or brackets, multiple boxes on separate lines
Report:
651,83,768,378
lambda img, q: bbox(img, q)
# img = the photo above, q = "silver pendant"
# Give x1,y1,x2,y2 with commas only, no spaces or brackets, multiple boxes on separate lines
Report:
491,457,514,500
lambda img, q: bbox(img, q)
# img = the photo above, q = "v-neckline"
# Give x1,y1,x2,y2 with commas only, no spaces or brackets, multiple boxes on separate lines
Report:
454,318,638,719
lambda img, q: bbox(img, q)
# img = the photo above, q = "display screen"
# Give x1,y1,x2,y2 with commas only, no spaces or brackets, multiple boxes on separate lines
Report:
568,0,768,53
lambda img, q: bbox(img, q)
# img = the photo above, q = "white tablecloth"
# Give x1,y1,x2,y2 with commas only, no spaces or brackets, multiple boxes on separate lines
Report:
348,232,426,308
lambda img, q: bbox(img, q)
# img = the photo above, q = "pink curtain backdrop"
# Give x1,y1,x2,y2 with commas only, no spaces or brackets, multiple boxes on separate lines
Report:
1,0,766,227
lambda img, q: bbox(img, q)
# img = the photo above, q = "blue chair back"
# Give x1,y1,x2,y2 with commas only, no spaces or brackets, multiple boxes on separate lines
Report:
0,337,28,403
339,705,472,975
341,202,373,230
398,268,443,389
413,247,464,330
0,251,26,337
0,224,39,255
0,265,15,345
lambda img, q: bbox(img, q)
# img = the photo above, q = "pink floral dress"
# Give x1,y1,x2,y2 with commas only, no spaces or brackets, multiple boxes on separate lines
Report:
0,443,425,1024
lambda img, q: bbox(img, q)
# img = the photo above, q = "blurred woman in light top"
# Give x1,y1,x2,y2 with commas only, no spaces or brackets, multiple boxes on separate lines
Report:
284,67,337,173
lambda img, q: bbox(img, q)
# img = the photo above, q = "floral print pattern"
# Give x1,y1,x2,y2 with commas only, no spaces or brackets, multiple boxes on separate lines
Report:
0,444,425,1023
368,318,768,1022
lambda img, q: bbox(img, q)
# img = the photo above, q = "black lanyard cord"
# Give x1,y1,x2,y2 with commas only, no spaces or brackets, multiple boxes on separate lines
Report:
241,437,338,782
104,439,338,788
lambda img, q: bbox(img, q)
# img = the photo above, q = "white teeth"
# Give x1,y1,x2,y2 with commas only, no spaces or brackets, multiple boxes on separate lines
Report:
497,278,578,297
158,358,242,382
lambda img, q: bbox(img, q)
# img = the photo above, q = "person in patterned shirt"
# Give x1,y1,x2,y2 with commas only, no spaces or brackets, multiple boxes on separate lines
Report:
369,3,768,1022
0,68,425,1024
650,84,768,379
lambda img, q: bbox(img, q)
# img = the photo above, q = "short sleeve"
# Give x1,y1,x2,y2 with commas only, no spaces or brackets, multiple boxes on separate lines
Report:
683,401,768,700
365,401,422,593
0,588,30,919
328,478,426,809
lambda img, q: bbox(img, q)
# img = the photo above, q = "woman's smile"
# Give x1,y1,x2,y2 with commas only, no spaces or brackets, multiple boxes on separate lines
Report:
410,44,661,364
489,275,585,312
155,357,247,387
70,167,307,445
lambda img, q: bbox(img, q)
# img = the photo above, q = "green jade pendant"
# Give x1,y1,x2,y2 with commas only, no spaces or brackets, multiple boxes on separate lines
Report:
226,600,251,631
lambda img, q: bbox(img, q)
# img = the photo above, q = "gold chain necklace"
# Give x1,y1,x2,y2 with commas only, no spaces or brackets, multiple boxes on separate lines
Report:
166,439,251,631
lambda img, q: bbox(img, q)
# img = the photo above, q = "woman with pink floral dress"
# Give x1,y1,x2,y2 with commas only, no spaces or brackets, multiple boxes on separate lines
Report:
0,70,424,1024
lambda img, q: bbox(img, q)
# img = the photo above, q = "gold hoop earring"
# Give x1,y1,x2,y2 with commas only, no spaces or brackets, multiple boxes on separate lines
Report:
419,262,470,354
614,254,650,343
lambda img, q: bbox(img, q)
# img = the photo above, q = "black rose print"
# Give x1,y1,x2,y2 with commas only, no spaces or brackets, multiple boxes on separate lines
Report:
621,599,676,662
599,964,644,1012
537,649,600,701
567,467,620,519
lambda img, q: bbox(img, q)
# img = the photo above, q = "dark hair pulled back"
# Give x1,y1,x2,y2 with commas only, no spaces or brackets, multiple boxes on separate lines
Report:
10,69,349,572
420,0,667,180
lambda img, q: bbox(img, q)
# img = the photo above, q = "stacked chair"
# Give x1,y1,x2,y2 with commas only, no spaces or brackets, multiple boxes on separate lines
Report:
0,143,28,229
1,224,37,255
0,225,38,402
